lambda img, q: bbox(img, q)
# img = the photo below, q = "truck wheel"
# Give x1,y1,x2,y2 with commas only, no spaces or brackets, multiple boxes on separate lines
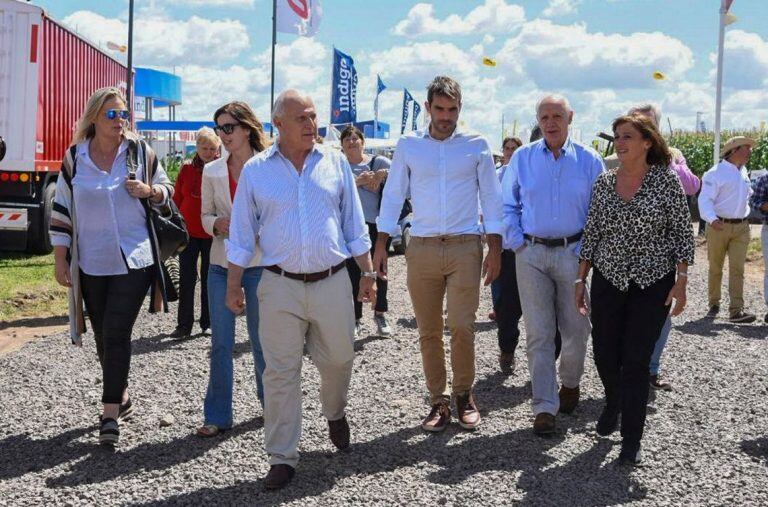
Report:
28,182,55,254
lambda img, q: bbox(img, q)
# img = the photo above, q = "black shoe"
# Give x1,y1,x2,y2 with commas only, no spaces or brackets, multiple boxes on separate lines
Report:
729,311,756,324
618,442,642,465
99,417,120,446
264,464,295,490
328,416,350,450
764,313,768,324
118,398,134,420
596,407,619,436
706,305,720,318
169,327,192,339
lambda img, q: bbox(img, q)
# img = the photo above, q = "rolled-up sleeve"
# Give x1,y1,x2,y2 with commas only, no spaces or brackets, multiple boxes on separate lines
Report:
477,140,504,235
501,153,524,251
377,138,409,236
226,170,260,268
670,154,700,196
697,171,719,224
339,156,372,257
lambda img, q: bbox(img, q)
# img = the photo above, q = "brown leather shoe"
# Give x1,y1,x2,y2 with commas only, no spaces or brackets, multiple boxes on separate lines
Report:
533,412,556,436
421,401,451,432
498,351,515,375
455,392,481,430
558,385,580,414
264,464,295,490
328,415,350,450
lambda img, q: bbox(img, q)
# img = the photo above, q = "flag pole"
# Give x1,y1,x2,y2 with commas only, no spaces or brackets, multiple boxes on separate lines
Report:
125,0,134,114
269,0,277,138
713,2,727,165
374,83,379,140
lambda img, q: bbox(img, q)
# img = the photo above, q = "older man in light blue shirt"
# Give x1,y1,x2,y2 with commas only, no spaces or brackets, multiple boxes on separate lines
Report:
503,94,604,435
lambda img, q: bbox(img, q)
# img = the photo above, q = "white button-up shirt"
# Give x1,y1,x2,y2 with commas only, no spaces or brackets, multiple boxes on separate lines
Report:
698,160,753,223
226,142,371,273
377,128,504,237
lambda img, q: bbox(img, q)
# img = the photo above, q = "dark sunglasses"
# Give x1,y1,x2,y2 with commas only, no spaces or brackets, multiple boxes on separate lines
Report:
214,123,240,135
106,109,130,120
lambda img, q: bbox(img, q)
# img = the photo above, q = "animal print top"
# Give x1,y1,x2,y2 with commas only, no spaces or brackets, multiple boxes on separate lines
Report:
580,165,695,291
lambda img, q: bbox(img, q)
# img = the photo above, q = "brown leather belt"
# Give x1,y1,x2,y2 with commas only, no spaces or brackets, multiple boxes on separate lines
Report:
717,217,747,224
264,261,346,283
523,231,583,248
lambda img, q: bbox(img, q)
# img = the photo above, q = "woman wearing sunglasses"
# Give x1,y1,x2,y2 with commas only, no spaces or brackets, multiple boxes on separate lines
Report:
49,87,174,445
197,101,270,437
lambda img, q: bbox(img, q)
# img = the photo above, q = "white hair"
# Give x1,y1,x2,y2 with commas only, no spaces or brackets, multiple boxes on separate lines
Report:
627,103,662,128
535,94,572,117
195,126,219,147
272,89,313,121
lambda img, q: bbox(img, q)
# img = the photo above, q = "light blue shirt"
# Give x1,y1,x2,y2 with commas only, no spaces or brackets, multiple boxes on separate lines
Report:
377,128,504,237
502,137,604,252
226,142,371,272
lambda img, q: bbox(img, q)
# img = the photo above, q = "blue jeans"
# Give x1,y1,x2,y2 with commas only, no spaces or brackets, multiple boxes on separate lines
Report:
649,315,672,375
204,264,265,428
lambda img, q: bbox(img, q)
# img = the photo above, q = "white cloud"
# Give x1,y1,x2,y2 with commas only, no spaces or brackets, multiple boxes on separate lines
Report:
392,0,525,38
166,0,254,6
61,10,250,67
710,30,768,90
542,0,582,18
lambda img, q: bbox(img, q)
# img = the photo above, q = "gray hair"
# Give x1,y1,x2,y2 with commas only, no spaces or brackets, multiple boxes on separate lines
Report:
627,103,662,128
535,94,572,117
272,89,313,121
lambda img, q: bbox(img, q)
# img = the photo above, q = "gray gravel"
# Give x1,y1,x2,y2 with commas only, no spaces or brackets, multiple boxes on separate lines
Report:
1,245,767,506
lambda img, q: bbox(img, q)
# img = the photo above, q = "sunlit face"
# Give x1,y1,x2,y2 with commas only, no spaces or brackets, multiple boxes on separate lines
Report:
613,122,651,164
502,139,520,165
274,96,318,152
537,100,572,148
341,133,365,160
427,94,460,137
215,113,250,154
729,144,753,167
196,139,219,163
94,97,127,141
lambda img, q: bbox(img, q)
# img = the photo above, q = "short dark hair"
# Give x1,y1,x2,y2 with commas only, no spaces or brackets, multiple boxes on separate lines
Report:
427,76,461,104
502,136,523,149
529,126,542,142
611,113,672,168
340,125,364,143
213,101,269,153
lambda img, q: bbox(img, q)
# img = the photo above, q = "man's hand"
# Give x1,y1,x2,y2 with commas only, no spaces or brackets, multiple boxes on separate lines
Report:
358,276,377,307
710,219,724,231
225,286,245,315
372,237,390,281
482,234,502,286
214,217,230,236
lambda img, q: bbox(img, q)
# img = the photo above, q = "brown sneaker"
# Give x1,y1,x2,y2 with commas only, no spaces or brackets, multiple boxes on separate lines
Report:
263,464,295,490
649,374,673,392
498,351,515,375
455,392,481,430
328,415,350,450
558,385,580,414
421,401,451,432
533,413,556,436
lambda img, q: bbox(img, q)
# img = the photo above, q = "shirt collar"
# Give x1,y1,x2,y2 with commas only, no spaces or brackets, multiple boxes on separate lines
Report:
539,136,573,155
79,137,129,159
424,124,462,142
720,159,741,171
267,140,322,161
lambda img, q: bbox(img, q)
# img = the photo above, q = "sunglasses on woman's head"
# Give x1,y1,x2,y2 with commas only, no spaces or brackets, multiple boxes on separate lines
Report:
106,109,130,120
214,123,240,135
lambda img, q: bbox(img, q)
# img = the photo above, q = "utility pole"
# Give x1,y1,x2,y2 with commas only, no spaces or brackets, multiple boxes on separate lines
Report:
126,0,134,112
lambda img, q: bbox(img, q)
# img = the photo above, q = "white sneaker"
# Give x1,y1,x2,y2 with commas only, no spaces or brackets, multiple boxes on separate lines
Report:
374,313,392,337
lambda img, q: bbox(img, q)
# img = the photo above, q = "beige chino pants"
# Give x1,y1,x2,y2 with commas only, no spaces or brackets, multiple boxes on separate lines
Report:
405,235,482,405
257,268,356,467
706,221,750,315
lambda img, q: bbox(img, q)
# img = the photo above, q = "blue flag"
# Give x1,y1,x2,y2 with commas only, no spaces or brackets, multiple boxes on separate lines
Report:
377,75,386,96
401,89,413,135
330,48,357,124
412,101,421,131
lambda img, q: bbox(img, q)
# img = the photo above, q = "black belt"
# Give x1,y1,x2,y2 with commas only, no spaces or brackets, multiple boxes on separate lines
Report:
265,261,345,283
523,232,582,248
717,217,747,224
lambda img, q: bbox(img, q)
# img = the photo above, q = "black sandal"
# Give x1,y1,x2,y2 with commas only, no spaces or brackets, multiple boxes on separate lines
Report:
99,417,120,446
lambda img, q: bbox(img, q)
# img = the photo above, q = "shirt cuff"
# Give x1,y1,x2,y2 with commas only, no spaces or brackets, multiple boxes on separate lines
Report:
482,220,504,236
50,234,71,248
347,236,372,258
375,216,399,237
225,239,254,267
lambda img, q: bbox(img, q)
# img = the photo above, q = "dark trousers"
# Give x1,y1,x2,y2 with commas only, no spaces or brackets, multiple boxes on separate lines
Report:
80,266,153,404
347,222,389,320
177,237,212,332
590,268,674,445
494,249,561,357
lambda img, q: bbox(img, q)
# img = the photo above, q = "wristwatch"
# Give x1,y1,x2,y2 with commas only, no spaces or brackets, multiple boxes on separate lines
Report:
362,271,378,279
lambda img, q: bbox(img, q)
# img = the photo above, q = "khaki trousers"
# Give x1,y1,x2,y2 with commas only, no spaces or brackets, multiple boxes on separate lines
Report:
257,268,355,467
706,221,750,314
405,235,482,404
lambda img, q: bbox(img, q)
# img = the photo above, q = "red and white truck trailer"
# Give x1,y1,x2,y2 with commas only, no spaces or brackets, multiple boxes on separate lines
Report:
0,0,130,253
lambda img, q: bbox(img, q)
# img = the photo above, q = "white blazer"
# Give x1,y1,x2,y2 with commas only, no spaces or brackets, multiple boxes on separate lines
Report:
201,150,262,268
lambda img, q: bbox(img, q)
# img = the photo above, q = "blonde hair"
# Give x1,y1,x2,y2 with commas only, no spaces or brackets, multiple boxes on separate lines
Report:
71,87,129,146
196,126,220,147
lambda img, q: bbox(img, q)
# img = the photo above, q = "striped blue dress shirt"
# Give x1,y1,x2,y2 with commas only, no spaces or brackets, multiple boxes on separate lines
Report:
226,142,371,272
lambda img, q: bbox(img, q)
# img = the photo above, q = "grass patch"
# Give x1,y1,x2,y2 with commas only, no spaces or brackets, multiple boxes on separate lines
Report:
747,236,764,262
0,252,67,322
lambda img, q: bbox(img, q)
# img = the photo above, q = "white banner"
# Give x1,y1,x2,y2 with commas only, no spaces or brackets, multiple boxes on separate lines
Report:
276,0,322,37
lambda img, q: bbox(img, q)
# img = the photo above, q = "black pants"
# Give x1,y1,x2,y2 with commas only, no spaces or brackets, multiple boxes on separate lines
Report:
80,266,153,404
494,249,561,357
177,237,212,332
347,222,389,320
590,268,674,445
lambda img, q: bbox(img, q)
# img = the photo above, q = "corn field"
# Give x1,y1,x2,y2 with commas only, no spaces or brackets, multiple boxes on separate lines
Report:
668,130,768,176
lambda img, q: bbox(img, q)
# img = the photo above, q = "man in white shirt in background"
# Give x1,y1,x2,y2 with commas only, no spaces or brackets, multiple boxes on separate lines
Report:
373,76,503,433
698,136,756,324
226,90,376,490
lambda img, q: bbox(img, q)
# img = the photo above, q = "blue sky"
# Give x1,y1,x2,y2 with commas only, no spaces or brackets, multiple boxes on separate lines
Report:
35,0,768,143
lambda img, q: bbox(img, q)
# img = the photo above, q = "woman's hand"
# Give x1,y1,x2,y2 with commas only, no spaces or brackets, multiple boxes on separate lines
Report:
575,281,588,316
125,179,152,199
54,252,71,288
666,278,687,316
213,217,230,236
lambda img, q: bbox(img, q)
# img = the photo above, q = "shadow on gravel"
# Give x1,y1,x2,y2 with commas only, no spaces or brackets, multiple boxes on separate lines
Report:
44,417,263,489
396,317,418,330
0,315,68,331
354,335,388,352
677,319,767,340
0,425,95,480
132,332,210,356
132,398,644,506
741,437,768,465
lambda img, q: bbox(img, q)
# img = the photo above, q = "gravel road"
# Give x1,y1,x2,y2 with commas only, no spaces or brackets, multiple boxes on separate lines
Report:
0,244,767,506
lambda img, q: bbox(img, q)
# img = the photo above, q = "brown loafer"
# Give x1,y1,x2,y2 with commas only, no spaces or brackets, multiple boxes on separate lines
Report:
421,401,451,432
558,385,580,414
533,412,556,436
498,351,515,375
264,464,295,490
649,374,672,392
328,415,350,450
456,392,481,430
